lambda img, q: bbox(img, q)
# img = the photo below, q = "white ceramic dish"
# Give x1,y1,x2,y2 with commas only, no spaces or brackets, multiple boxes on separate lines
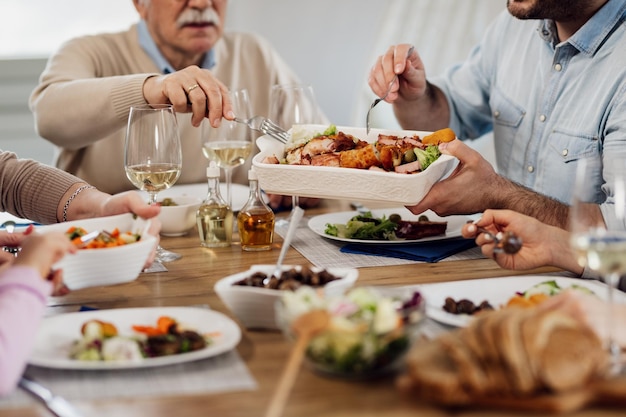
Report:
308,208,473,244
157,195,202,236
419,275,625,327
37,213,156,290
28,307,241,370
140,183,252,212
252,124,458,206
214,264,358,330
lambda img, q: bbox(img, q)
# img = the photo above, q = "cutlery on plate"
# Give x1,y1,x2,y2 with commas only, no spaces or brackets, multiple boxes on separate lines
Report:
19,375,83,417
365,46,414,135
349,201,370,214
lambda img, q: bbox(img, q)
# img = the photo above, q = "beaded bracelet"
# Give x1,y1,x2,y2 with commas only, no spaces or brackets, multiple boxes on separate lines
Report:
62,185,96,222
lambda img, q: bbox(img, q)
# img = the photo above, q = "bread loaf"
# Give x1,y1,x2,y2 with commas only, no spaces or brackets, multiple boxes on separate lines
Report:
399,305,608,408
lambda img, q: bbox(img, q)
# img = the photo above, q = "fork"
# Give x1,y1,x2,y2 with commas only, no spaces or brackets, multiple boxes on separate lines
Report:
234,116,290,144
365,46,414,135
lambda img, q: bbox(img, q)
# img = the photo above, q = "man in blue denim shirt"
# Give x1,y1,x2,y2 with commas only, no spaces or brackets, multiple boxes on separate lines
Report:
368,0,626,231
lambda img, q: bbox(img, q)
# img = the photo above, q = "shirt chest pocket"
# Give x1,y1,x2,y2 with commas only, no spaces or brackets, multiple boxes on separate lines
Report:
547,129,600,163
490,87,525,128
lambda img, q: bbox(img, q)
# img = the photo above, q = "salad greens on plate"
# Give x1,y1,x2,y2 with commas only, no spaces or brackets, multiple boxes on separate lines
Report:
324,211,402,241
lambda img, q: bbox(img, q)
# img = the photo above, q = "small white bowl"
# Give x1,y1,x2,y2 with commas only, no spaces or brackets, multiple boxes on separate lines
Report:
37,214,157,290
214,264,358,330
157,196,202,236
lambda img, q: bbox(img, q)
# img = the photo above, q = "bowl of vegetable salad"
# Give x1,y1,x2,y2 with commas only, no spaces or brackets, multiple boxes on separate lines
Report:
38,213,156,290
276,286,425,379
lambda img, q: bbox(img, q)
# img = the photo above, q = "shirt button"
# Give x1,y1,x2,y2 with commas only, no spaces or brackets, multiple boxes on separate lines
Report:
494,110,500,118
527,165,535,173
539,114,547,122
562,149,568,157
554,63,562,71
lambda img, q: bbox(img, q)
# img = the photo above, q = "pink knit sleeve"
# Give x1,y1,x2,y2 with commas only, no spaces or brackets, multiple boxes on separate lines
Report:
0,267,51,396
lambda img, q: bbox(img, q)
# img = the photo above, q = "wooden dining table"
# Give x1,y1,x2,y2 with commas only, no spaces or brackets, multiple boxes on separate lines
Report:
3,199,623,417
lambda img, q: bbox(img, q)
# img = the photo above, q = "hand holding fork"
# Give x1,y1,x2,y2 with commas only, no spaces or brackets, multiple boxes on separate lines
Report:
366,46,415,134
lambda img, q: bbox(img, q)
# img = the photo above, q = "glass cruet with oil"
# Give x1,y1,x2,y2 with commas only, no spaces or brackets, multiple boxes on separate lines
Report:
237,169,275,251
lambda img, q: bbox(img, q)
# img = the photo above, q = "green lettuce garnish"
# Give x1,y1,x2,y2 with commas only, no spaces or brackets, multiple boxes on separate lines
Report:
324,211,398,240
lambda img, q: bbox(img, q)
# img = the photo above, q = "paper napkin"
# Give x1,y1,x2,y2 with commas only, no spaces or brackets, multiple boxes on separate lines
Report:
340,238,477,263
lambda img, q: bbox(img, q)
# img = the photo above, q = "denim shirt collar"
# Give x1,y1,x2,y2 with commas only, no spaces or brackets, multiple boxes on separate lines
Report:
137,19,215,74
537,0,626,55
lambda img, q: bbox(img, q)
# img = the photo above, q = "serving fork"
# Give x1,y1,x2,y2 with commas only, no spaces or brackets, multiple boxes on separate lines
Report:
234,116,290,144
365,46,414,135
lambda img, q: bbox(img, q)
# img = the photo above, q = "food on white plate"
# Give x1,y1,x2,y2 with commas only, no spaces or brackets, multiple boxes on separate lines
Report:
70,316,214,362
233,265,342,290
261,124,456,174
443,280,597,315
443,298,494,315
324,211,447,241
279,287,424,376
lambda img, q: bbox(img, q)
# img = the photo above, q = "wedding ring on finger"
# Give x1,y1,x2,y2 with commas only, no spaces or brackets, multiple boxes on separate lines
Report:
187,83,199,93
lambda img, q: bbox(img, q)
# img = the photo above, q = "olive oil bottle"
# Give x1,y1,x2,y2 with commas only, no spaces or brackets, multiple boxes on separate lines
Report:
196,162,233,247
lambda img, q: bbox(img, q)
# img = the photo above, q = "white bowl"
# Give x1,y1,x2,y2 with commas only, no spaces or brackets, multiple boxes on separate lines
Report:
37,214,157,290
157,196,202,236
214,264,358,330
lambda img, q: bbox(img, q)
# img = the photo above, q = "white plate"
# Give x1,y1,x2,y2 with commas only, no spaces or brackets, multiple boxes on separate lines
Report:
252,124,458,206
308,208,472,244
29,307,241,370
140,183,251,212
419,275,625,327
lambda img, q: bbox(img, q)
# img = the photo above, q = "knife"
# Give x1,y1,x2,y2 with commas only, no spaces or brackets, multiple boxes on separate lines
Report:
18,376,83,417
349,201,370,214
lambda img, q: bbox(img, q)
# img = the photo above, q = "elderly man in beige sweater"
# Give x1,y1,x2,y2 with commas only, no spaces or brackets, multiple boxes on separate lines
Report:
30,0,321,210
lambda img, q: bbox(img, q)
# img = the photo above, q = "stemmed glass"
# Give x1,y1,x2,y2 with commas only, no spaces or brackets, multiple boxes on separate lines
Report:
125,104,183,262
569,156,626,374
201,88,253,209
269,83,321,223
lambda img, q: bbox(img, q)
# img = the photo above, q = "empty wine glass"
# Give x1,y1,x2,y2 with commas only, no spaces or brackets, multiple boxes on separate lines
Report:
569,156,626,374
269,83,321,224
125,104,182,262
201,88,254,209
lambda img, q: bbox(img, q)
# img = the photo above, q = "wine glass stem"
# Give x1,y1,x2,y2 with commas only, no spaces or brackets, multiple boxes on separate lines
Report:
147,192,158,206
606,272,622,374
225,168,233,209
292,195,299,210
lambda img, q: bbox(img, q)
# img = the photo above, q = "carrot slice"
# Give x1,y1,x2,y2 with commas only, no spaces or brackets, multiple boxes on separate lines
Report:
157,316,176,333
132,325,162,336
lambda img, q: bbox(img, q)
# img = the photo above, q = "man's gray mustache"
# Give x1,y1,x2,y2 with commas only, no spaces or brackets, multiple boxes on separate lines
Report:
177,10,220,27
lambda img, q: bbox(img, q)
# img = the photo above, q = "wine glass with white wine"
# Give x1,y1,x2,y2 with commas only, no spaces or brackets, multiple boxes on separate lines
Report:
201,88,253,209
269,83,321,224
569,156,626,374
125,104,183,262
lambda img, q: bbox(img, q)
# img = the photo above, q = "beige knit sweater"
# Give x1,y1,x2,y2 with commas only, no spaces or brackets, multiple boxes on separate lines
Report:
0,151,80,224
30,25,304,194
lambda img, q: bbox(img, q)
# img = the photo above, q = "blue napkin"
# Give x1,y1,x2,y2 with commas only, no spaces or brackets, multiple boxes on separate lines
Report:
340,238,477,263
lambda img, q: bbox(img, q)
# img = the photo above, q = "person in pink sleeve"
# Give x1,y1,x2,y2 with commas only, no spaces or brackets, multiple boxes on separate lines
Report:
0,149,163,395
0,230,76,396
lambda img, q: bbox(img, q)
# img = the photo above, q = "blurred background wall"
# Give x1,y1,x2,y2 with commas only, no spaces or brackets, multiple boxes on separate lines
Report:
0,0,503,165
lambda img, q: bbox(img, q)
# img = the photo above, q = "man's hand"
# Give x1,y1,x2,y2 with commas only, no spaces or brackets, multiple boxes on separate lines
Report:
142,65,234,128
